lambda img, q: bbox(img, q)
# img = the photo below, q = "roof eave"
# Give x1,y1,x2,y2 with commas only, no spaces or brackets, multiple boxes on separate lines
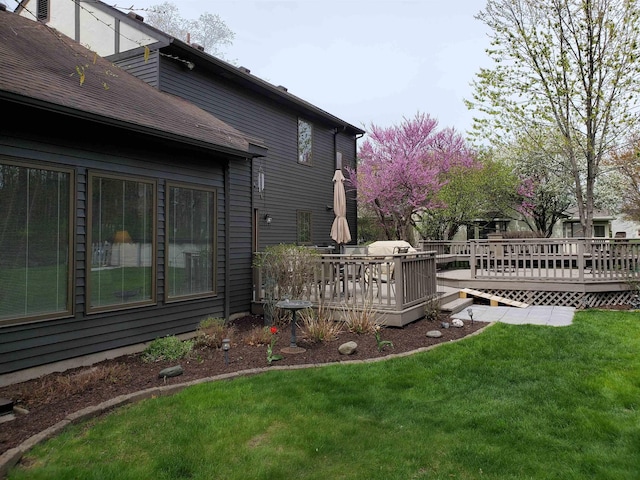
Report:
0,92,256,159
127,39,365,136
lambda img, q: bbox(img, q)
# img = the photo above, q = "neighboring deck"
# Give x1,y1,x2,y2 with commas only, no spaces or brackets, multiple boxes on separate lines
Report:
426,238,640,308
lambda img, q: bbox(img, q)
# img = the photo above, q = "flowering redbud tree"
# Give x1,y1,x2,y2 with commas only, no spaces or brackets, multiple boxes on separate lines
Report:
347,112,477,242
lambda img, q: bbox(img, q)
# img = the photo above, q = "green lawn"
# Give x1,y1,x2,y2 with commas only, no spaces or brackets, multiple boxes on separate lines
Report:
8,310,640,480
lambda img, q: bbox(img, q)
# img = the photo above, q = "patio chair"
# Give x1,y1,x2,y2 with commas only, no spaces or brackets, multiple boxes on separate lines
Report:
316,260,343,300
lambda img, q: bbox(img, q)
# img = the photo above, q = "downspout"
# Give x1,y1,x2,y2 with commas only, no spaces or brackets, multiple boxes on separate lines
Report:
332,125,348,169
353,131,365,244
224,159,230,320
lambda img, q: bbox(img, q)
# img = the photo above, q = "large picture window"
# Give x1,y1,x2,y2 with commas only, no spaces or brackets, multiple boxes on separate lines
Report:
89,173,155,310
0,161,72,323
166,184,216,299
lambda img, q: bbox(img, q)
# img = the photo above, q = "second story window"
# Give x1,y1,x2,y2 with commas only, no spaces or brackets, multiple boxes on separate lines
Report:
298,118,313,165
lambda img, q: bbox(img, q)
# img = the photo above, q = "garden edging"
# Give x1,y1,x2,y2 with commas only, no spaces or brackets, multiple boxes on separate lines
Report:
0,323,492,478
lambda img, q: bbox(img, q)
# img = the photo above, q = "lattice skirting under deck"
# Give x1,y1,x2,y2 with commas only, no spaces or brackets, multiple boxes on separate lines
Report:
479,289,638,309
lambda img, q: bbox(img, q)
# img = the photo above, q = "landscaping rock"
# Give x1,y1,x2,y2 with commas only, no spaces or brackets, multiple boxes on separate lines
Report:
451,319,464,328
158,365,184,378
426,330,442,338
338,341,358,355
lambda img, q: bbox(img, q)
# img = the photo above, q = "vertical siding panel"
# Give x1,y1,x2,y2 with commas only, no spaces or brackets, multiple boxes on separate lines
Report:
228,159,252,313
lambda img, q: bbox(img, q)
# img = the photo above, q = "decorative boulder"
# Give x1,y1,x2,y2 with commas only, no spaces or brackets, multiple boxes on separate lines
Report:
426,330,442,338
451,319,464,328
338,341,358,355
158,365,184,378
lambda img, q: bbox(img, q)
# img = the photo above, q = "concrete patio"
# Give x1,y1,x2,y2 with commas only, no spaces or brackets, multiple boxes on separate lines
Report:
451,305,576,327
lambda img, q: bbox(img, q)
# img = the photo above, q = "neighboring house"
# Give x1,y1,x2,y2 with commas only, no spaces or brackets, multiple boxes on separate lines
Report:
557,208,614,238
0,9,268,375
17,0,365,316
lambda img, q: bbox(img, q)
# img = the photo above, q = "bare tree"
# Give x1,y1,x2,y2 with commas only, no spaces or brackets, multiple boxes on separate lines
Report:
144,2,234,57
467,0,640,236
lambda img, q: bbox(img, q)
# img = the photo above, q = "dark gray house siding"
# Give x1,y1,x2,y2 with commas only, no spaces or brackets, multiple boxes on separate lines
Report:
109,48,361,316
114,49,161,88
227,159,254,314
113,47,361,255
0,103,239,374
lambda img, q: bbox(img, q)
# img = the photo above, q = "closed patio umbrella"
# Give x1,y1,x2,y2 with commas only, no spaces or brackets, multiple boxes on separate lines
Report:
331,169,351,246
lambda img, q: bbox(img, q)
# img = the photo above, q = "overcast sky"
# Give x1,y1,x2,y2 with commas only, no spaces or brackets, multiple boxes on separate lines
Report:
10,0,492,135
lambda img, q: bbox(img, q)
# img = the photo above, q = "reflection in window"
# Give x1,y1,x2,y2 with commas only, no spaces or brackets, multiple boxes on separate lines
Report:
90,174,154,309
0,162,72,322
297,210,312,244
167,185,216,298
298,118,313,165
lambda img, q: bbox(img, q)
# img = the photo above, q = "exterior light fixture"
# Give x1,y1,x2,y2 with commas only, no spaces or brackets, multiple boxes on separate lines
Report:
264,214,272,225
467,308,474,326
222,338,230,365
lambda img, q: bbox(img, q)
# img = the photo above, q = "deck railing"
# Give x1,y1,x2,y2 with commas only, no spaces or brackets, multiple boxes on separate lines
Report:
419,240,471,259
253,251,438,312
424,238,640,283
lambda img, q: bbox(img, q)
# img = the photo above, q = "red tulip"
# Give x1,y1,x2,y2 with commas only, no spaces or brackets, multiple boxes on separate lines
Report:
270,326,278,334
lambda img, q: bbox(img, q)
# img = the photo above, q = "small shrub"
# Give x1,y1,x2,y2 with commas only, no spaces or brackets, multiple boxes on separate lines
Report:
142,335,194,363
243,326,273,346
341,300,378,334
195,316,235,349
424,295,440,321
33,365,131,401
254,244,318,324
299,305,344,343
270,306,293,328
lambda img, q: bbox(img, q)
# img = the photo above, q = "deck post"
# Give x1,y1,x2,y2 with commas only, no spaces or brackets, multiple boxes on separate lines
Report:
470,241,477,277
394,255,403,311
577,240,585,282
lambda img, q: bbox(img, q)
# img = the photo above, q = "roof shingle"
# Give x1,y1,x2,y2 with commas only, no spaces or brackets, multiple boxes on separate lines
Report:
0,10,261,155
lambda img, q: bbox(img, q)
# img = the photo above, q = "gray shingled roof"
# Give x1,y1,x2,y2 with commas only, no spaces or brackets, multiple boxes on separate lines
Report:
0,10,264,156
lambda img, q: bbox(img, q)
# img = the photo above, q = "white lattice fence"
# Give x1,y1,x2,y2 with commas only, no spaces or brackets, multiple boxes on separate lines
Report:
479,289,637,308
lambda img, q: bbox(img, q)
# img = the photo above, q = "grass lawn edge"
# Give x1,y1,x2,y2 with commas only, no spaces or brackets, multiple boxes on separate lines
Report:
0,322,495,478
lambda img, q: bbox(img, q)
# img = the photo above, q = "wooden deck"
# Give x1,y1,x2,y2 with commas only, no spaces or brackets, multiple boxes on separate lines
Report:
252,239,640,321
428,238,640,308
252,251,438,326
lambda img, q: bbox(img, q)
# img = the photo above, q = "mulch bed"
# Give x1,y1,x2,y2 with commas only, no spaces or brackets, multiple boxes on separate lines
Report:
0,313,485,456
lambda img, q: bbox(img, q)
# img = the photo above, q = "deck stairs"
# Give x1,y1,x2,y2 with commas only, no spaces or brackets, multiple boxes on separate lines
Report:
438,286,530,313
438,285,473,314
